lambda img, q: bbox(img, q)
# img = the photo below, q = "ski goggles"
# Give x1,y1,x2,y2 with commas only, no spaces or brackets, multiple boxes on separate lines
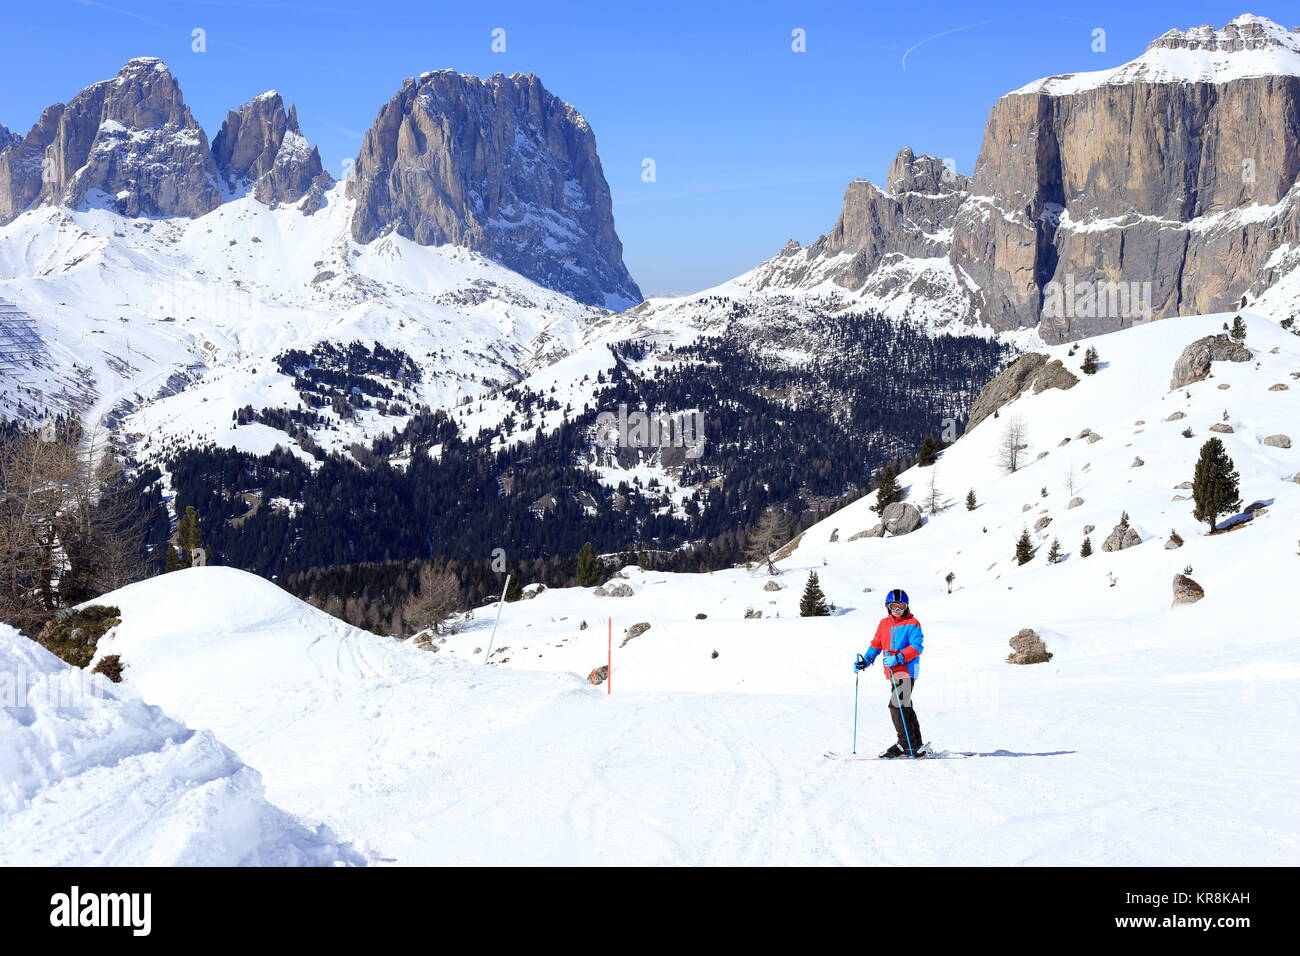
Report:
886,602,908,612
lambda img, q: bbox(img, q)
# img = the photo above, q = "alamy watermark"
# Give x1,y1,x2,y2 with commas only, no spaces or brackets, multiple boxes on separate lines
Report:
594,404,705,459
1041,273,1152,323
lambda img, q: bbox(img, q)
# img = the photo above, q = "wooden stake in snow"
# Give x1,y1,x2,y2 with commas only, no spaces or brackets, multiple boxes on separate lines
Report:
607,616,612,695
482,575,511,664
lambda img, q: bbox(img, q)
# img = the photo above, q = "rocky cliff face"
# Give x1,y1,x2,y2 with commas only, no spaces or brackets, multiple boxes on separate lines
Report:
740,14,1300,343
0,60,337,225
347,70,641,309
212,92,331,206
0,58,223,223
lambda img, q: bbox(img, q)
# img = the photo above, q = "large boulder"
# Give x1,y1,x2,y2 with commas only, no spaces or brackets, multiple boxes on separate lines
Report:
1169,334,1252,390
881,501,922,536
1007,628,1053,665
603,582,634,597
1102,521,1142,552
1263,434,1292,448
1172,574,1205,606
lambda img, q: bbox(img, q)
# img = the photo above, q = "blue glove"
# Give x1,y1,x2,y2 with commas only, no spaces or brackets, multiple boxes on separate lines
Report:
854,654,869,672
883,652,904,667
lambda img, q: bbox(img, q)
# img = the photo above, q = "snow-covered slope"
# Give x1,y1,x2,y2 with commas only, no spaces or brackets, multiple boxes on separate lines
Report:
0,184,609,458
33,313,1295,865
0,623,360,866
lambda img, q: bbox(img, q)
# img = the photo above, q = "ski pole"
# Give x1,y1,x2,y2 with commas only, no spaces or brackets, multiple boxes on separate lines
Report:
852,669,860,755
890,673,915,758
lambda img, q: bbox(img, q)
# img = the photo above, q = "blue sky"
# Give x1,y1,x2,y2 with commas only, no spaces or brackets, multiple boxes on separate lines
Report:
0,0,1273,295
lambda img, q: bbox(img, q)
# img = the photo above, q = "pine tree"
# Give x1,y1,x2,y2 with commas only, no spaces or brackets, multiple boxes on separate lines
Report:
1230,314,1247,342
575,541,600,587
1080,536,1093,557
1081,346,1100,375
504,569,522,602
872,465,905,514
168,505,206,571
1015,528,1034,565
799,571,830,617
917,433,939,467
965,488,977,511
1192,437,1242,532
1047,537,1062,564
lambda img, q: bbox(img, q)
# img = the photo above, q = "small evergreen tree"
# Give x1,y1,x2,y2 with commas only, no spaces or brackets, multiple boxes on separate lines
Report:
945,571,955,593
167,505,206,571
1081,346,1100,375
575,541,600,587
965,488,977,511
1015,528,1034,565
917,433,939,467
1080,535,1093,558
1230,314,1247,342
871,465,905,515
1047,537,1062,564
799,571,830,617
1192,437,1242,532
504,569,522,602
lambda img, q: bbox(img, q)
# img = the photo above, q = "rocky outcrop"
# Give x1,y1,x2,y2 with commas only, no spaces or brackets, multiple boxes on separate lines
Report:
0,58,222,224
0,125,19,151
211,92,330,205
620,622,650,648
1170,334,1253,389
746,148,971,299
1263,434,1292,448
965,353,1078,432
348,70,641,308
1172,573,1205,606
1007,628,1053,664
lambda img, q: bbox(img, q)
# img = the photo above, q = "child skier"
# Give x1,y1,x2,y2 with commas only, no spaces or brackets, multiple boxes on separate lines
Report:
855,588,928,758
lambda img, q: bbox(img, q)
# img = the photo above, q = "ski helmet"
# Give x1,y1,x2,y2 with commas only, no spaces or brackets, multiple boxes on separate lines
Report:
885,588,910,609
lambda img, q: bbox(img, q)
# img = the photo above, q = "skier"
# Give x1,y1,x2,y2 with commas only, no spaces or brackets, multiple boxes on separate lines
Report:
855,588,928,758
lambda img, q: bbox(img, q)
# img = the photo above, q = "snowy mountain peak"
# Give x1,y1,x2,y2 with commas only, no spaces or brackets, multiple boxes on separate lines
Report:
1014,14,1300,95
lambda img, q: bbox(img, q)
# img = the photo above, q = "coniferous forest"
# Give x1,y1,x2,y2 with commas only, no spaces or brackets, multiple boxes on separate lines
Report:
159,313,1007,627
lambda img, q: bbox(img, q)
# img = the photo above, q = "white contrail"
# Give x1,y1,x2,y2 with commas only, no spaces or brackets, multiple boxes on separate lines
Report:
902,19,1002,72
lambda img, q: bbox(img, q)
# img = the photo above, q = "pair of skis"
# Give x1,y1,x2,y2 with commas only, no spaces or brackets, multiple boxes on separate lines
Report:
824,742,973,761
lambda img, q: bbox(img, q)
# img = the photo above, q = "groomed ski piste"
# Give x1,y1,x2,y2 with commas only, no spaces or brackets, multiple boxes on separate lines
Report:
3,312,1298,866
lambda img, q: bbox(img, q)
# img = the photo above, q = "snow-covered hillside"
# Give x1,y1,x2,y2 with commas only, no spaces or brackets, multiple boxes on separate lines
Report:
0,184,610,458
0,622,360,866
4,312,1289,866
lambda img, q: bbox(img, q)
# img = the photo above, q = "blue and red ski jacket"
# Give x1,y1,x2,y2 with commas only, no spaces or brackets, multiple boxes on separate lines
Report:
863,613,924,680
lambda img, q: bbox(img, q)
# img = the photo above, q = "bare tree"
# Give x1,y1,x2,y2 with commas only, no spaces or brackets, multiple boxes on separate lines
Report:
745,505,790,575
404,565,464,638
1064,463,1077,497
923,468,950,516
998,416,1029,474
0,420,148,630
